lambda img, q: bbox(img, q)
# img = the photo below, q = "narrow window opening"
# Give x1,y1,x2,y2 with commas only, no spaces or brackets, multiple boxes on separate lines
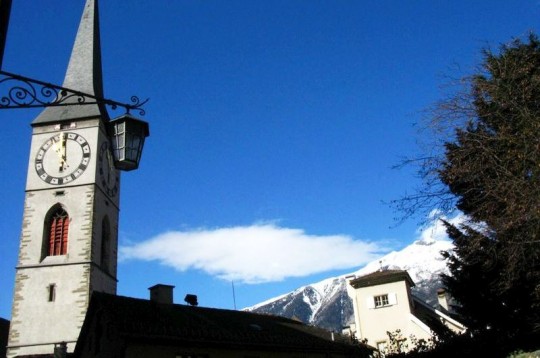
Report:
47,207,69,256
48,284,56,302
100,217,111,273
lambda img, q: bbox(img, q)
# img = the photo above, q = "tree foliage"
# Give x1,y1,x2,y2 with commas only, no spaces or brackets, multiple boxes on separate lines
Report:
439,34,540,339
398,33,540,350
440,34,540,235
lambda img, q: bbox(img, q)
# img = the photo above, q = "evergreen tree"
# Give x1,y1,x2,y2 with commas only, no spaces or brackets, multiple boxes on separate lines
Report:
438,34,540,343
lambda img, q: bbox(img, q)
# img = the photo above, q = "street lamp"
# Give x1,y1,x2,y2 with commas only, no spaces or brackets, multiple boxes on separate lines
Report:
108,114,149,171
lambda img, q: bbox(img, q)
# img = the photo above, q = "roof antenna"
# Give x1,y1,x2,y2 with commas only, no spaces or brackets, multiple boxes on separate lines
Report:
232,281,237,310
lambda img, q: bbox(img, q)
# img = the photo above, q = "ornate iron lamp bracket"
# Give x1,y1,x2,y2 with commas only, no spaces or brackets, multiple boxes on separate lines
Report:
0,70,148,115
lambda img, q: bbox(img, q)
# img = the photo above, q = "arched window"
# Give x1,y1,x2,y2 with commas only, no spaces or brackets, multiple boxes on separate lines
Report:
100,216,110,273
47,207,69,256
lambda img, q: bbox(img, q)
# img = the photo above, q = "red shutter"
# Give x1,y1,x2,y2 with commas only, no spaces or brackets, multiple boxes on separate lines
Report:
61,217,69,255
49,219,56,256
54,217,62,255
48,209,69,256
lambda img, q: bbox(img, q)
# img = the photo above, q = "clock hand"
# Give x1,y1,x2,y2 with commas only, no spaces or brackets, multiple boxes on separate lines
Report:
59,133,67,172
52,136,62,171
107,147,114,182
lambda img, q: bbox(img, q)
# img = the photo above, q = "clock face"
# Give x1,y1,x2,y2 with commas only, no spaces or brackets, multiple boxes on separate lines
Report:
35,132,91,185
98,141,119,197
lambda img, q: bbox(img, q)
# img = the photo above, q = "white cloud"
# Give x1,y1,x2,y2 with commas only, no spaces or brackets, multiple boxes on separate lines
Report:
120,223,384,284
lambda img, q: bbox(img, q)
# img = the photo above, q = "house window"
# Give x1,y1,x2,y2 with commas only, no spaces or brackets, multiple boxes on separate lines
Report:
374,294,390,308
368,293,397,309
47,207,69,256
376,341,387,355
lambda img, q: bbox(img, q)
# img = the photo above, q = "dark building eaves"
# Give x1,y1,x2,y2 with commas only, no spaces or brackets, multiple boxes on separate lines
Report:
349,269,415,289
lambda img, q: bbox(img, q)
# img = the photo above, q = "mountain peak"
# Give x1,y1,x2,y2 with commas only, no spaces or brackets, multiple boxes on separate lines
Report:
246,238,454,332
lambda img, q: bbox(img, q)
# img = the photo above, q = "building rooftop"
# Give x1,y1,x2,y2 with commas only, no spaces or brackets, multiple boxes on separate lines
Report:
74,291,372,356
0,317,9,358
349,269,415,289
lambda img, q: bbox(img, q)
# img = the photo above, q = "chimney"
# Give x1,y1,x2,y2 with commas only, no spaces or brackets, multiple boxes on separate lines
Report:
184,294,198,306
54,342,67,358
437,288,449,311
149,284,175,304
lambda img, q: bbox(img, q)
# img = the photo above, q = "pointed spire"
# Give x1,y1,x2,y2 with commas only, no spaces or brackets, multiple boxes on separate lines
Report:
63,0,104,99
33,0,108,124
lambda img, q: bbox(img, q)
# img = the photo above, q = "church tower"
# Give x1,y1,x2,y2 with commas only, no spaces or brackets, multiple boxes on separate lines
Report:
7,1,120,356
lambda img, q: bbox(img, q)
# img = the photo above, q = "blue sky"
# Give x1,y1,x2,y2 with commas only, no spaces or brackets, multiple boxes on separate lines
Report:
0,1,538,318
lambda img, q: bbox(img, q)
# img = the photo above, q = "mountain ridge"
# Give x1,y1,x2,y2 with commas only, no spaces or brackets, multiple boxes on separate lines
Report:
245,238,453,331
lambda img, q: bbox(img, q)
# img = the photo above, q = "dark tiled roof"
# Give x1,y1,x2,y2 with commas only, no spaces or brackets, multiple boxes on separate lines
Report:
411,296,466,339
77,292,370,355
411,296,454,338
14,355,63,358
1,318,9,358
349,269,415,288
10,355,74,358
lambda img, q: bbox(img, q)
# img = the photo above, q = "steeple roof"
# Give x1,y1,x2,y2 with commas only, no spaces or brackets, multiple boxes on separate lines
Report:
33,0,108,125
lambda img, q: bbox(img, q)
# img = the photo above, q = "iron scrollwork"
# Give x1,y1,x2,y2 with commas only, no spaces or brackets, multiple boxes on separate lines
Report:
0,70,148,115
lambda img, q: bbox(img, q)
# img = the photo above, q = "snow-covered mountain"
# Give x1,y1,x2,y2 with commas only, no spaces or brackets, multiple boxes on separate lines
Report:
245,237,453,332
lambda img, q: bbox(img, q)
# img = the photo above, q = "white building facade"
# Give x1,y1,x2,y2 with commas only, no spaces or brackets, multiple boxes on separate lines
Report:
7,1,120,356
346,270,466,354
